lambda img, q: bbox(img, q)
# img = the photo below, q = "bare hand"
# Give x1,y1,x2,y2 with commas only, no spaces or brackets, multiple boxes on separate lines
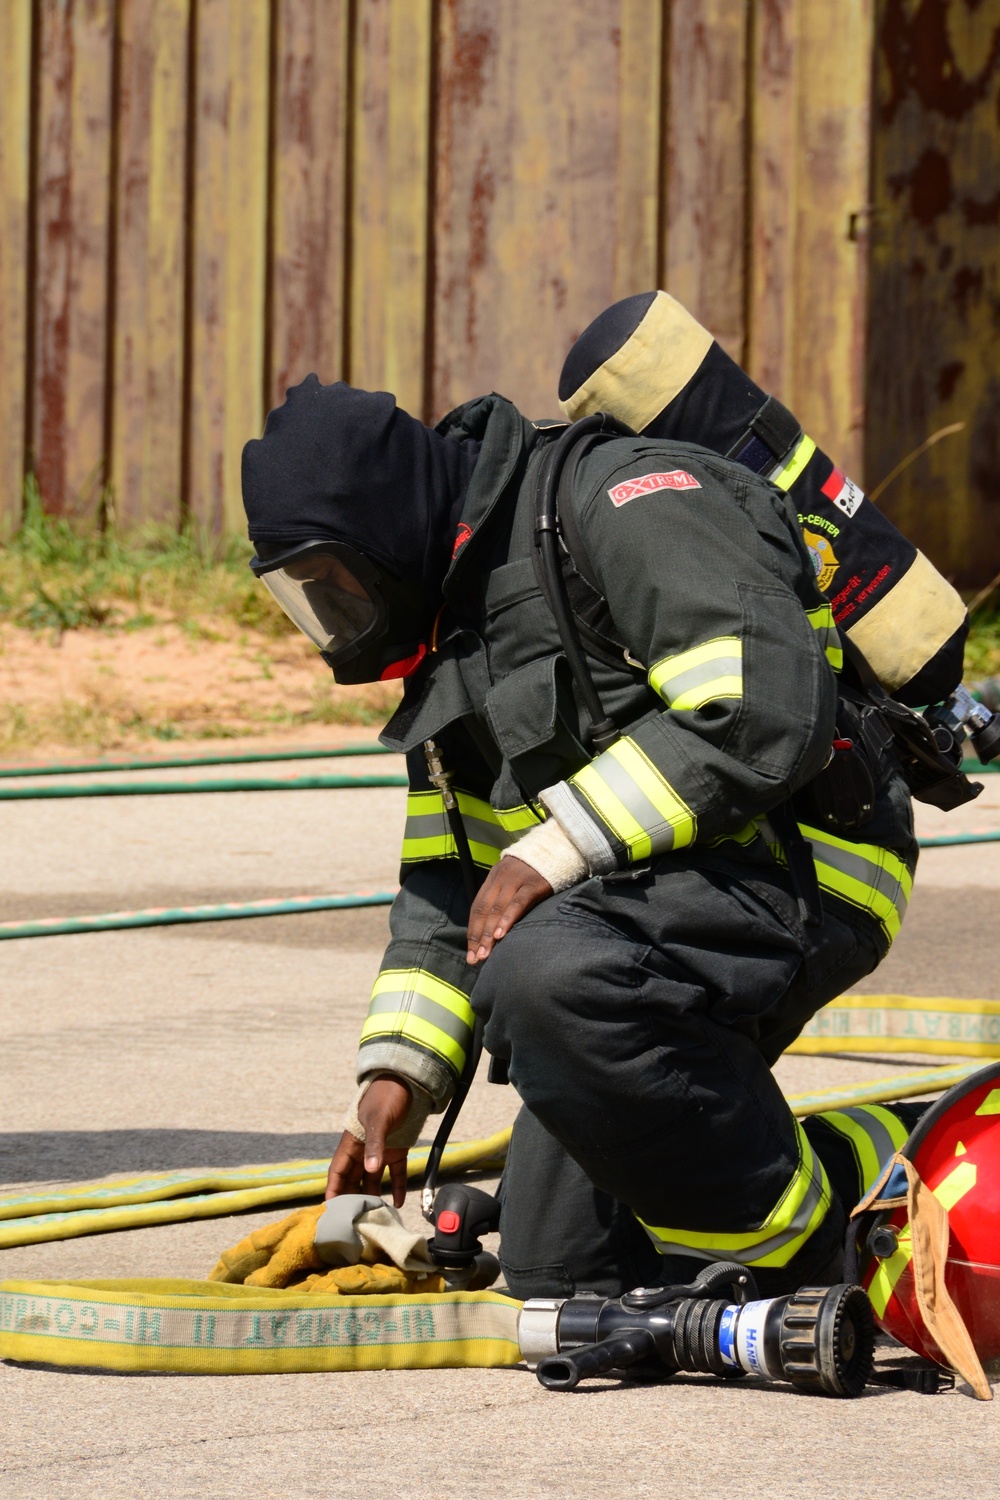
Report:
325,1076,412,1207
466,856,552,965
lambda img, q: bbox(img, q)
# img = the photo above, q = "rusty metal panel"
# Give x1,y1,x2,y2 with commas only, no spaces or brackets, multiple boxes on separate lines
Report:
349,0,433,418
431,0,662,423
267,0,350,408
0,0,33,528
186,0,271,533
865,0,1000,586
109,0,190,527
664,0,750,363
31,0,115,518
747,0,874,475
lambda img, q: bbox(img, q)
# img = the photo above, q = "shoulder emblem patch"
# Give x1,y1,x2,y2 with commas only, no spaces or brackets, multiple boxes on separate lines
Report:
608,470,701,507
802,527,840,592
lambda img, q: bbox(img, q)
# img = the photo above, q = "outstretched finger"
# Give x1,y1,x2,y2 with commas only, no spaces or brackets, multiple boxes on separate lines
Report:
387,1155,409,1208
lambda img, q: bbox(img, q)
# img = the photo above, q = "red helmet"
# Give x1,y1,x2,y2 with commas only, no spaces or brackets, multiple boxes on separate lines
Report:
858,1062,1000,1398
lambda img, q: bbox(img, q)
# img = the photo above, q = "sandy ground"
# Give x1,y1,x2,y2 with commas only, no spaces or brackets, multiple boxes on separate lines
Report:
0,624,400,753
1,754,999,1497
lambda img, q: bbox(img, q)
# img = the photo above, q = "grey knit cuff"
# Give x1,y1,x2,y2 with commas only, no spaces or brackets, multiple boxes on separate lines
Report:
502,816,588,892
342,1074,437,1150
539,781,617,875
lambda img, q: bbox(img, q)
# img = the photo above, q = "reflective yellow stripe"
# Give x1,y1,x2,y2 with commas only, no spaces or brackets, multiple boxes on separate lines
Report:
639,1123,830,1268
401,789,513,870
571,738,696,863
868,1161,978,1318
765,820,913,944
804,824,913,943
648,637,743,711
818,1106,910,1196
770,434,816,491
494,804,543,833
361,968,475,1075
805,602,843,672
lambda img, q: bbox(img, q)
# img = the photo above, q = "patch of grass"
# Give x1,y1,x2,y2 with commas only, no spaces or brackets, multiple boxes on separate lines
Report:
966,611,1000,682
0,479,293,638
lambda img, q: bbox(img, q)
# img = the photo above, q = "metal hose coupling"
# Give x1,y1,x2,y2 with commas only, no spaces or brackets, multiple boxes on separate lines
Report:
519,1267,874,1399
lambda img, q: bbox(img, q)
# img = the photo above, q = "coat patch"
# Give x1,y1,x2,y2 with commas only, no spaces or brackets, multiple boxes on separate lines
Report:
608,470,702,507
820,467,865,519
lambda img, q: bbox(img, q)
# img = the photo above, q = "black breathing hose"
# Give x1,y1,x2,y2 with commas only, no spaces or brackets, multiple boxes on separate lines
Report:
420,738,487,1218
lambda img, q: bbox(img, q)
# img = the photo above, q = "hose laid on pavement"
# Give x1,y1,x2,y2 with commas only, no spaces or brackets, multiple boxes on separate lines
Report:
0,1063,984,1252
0,745,394,779
0,773,408,800
0,891,397,942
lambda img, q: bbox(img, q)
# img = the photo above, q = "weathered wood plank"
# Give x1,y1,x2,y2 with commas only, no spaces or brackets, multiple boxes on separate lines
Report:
613,0,664,303
788,0,873,476
0,0,33,527
432,0,628,421
32,0,115,518
267,0,350,408
349,0,433,417
663,0,750,362
746,0,796,401
110,0,190,528
866,0,1000,585
187,0,270,533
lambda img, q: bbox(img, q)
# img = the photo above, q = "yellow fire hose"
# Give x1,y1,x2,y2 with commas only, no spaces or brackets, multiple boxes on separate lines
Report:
3,998,999,1375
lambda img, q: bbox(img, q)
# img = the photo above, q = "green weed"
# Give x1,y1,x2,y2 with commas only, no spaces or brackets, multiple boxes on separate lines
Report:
0,479,292,638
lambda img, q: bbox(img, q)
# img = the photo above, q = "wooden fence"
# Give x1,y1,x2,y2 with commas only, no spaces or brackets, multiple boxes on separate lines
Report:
1,0,997,584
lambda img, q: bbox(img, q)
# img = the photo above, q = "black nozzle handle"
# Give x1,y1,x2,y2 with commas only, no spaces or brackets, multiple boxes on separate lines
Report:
535,1328,657,1390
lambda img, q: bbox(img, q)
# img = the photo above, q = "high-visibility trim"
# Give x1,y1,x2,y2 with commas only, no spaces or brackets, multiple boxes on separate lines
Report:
494,803,543,834
570,737,696,863
401,789,514,870
805,602,843,672
649,637,743,711
867,1161,978,1319
360,969,475,1075
816,1105,910,1197
639,1123,830,1268
770,434,816,491
803,823,913,943
764,819,912,944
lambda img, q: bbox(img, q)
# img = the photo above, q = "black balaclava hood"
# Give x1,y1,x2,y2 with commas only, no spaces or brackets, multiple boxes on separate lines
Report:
241,375,479,601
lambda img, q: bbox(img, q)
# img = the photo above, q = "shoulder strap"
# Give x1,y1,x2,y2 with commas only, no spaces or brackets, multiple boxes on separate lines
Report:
533,416,633,751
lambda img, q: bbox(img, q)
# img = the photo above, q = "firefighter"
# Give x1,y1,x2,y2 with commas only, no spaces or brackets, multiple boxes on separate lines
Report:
242,371,917,1299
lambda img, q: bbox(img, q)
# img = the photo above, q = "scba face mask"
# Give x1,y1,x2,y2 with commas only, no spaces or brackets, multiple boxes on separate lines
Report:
250,540,430,683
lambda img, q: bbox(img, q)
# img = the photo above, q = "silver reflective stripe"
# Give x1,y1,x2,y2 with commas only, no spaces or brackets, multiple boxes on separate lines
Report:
825,1106,900,1172
402,809,510,852
808,832,911,923
659,655,742,704
586,752,682,850
540,781,616,876
366,991,473,1051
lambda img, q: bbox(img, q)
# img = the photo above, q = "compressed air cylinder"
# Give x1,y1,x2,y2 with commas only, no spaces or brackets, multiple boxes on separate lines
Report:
558,291,968,707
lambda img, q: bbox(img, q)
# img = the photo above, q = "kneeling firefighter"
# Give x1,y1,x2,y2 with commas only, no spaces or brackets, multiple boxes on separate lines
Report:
240,295,974,1308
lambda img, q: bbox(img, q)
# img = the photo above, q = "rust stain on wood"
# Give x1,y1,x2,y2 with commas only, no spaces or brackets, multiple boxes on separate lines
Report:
110,0,190,526
32,0,115,518
866,0,1000,585
0,1,33,525
269,0,350,405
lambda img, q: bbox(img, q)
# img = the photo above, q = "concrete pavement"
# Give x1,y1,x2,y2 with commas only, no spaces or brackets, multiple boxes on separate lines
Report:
2,757,999,1497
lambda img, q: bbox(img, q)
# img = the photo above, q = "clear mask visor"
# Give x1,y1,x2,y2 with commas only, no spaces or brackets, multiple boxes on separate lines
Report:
260,553,377,653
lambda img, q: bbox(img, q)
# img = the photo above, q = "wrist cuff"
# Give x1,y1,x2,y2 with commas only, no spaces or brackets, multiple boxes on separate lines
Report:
503,816,588,892
341,1074,436,1150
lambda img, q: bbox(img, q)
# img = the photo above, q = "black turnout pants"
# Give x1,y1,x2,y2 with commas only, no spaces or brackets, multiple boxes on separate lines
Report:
471,850,886,1300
